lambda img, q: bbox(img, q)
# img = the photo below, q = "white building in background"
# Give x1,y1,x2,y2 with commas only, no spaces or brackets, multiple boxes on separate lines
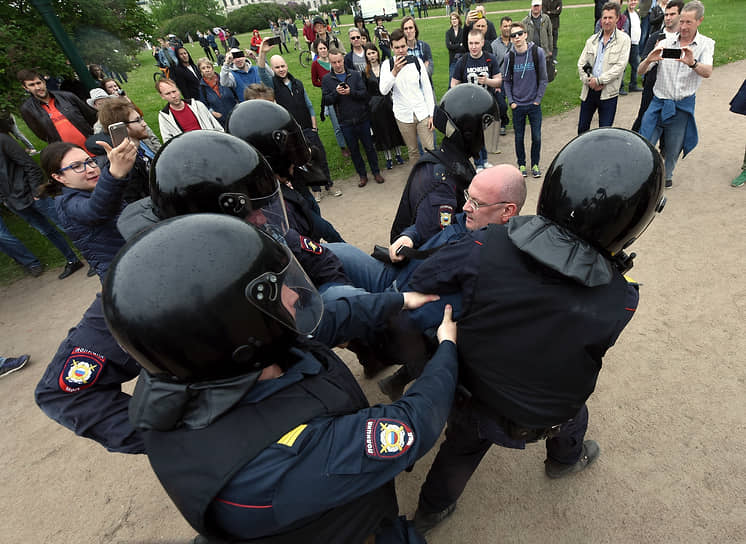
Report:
136,0,333,15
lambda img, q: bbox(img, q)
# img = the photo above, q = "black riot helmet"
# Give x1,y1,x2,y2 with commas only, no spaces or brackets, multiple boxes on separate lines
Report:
103,214,324,382
433,84,498,158
149,130,289,233
537,127,666,256
227,100,312,178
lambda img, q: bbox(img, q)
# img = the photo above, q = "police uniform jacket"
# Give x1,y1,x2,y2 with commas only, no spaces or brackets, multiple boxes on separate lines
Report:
35,294,144,453
132,293,458,542
390,139,474,243
409,216,639,429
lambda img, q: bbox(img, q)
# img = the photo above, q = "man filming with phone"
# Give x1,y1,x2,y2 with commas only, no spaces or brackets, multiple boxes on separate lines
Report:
379,28,435,164
638,0,713,188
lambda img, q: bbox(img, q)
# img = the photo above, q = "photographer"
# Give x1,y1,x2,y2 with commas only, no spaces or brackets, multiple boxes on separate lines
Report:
219,47,267,102
379,29,435,163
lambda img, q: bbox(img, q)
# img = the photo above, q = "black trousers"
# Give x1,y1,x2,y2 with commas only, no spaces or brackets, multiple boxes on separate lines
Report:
418,402,589,513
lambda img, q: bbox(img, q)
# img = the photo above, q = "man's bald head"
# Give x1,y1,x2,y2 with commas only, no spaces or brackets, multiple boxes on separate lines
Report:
463,164,526,230
269,55,289,79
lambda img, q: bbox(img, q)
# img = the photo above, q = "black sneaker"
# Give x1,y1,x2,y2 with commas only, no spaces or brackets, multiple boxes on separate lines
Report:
545,440,600,479
413,502,457,535
58,260,83,280
87,265,96,277
0,354,29,378
665,179,673,188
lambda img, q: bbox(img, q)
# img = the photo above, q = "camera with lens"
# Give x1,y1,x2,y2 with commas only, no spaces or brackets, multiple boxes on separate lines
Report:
582,62,593,77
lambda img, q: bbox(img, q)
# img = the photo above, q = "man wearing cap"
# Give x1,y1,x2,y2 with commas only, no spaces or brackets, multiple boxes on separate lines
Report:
312,16,343,52
219,48,267,102
522,0,554,79
17,68,97,152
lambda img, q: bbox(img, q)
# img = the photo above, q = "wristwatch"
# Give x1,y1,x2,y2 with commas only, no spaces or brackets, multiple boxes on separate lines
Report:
690,60,698,69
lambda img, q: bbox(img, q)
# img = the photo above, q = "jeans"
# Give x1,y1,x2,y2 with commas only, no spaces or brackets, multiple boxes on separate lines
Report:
513,103,542,168
628,43,641,90
643,107,689,181
324,242,463,331
639,15,650,55
324,105,347,150
578,90,618,134
0,213,40,267
418,402,589,513
474,147,488,168
340,119,380,178
6,199,78,263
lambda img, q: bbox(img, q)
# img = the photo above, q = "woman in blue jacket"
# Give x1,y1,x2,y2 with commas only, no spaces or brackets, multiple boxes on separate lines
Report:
38,138,136,281
197,57,239,127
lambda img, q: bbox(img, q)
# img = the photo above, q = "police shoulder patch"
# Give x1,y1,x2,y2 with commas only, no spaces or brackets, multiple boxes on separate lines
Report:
364,418,415,460
58,347,105,393
300,235,324,255
439,205,453,229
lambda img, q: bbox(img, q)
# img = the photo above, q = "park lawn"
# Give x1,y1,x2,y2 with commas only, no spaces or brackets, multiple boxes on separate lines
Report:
2,0,744,284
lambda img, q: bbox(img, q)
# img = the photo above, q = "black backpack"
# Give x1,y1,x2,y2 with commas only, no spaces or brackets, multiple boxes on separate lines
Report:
505,44,541,86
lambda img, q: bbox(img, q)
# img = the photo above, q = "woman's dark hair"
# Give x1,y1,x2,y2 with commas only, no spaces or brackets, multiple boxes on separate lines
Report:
363,43,380,77
313,37,328,55
38,142,84,197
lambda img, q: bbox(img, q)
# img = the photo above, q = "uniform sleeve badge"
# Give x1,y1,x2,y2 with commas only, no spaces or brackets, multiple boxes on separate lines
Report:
300,235,324,254
364,418,415,459
439,205,453,229
58,347,105,393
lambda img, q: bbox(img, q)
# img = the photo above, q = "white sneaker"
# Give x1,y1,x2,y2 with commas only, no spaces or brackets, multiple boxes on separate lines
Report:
483,161,494,168
475,166,485,172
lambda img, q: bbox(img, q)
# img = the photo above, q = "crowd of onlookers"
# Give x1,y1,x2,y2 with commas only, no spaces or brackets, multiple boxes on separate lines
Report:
0,0,724,298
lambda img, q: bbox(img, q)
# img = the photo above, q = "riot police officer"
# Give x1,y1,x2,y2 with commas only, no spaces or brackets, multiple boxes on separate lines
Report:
103,213,459,543
116,131,349,290
34,293,144,454
390,84,498,243
227,98,345,243
407,128,667,534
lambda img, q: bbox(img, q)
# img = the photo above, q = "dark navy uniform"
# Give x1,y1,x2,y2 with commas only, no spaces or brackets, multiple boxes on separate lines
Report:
133,293,458,543
35,293,144,454
409,217,640,514
390,139,475,243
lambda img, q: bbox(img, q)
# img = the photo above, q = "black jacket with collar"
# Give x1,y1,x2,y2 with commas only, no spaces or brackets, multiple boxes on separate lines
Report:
19,90,97,144
0,133,44,210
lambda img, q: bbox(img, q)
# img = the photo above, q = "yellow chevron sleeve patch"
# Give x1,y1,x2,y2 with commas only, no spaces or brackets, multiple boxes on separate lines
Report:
277,424,308,447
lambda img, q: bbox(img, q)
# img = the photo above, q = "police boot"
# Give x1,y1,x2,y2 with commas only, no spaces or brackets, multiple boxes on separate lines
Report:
378,366,412,401
346,339,391,379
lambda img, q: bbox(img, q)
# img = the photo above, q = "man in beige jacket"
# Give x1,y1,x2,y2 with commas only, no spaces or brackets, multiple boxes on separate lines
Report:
576,1,630,134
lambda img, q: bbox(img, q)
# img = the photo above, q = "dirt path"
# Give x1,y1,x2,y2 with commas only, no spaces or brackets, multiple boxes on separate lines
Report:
1,61,744,544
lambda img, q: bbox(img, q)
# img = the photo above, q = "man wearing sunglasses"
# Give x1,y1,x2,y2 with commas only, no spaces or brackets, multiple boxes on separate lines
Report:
503,22,549,179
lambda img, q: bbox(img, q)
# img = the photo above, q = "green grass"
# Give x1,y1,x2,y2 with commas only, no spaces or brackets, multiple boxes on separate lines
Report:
2,0,744,284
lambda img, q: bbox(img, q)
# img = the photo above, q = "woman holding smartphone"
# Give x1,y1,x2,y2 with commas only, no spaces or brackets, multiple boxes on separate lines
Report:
38,138,136,280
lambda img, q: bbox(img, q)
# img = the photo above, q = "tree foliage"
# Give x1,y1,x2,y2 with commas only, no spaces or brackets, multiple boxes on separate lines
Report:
158,14,219,41
149,0,223,25
225,3,304,34
1,0,155,114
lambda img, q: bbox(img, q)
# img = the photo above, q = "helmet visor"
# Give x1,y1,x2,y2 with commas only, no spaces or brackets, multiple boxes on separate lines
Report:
225,182,290,236
245,245,323,335
275,127,312,167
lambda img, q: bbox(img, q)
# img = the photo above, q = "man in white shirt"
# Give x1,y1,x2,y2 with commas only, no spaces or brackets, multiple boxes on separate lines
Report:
379,28,435,163
638,0,713,187
624,0,643,93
